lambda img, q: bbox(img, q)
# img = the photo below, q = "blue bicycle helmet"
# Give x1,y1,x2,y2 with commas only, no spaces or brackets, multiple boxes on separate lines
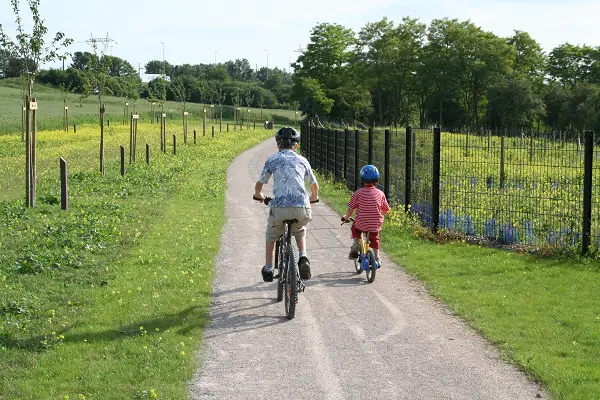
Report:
360,164,380,181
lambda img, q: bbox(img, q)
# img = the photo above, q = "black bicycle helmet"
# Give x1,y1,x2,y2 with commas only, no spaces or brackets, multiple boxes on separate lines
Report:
275,126,300,145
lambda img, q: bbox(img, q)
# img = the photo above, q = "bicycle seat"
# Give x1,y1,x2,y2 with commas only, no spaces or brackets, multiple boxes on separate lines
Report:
283,219,298,224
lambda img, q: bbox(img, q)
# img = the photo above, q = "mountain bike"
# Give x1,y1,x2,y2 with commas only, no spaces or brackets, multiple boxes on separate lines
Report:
254,195,318,319
341,217,378,283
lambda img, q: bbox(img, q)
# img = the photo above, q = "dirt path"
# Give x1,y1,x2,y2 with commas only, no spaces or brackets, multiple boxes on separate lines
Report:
189,139,546,400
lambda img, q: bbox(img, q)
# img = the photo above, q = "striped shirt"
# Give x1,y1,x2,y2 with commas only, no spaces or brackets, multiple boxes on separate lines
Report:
347,186,390,232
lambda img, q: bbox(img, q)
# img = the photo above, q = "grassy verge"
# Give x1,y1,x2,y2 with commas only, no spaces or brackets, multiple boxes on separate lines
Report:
0,124,272,399
317,175,600,400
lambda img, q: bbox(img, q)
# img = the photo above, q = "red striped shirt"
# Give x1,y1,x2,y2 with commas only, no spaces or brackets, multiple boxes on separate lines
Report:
347,186,390,232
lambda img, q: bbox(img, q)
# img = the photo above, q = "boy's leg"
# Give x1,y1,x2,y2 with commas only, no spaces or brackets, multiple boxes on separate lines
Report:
292,207,312,280
369,231,381,266
262,209,285,282
349,224,361,259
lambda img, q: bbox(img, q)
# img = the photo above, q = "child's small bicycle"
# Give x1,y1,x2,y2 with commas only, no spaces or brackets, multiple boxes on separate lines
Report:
341,217,378,283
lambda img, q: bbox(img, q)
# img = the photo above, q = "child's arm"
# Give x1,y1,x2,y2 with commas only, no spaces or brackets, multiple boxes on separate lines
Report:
343,191,358,221
343,208,355,221
309,182,319,203
381,194,390,215
254,181,265,201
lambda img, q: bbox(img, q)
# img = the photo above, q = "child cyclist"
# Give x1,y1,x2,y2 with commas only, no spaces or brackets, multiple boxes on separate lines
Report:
341,165,390,266
253,127,319,282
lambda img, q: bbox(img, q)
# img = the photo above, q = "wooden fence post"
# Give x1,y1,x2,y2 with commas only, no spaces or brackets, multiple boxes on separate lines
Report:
60,157,68,210
120,145,125,176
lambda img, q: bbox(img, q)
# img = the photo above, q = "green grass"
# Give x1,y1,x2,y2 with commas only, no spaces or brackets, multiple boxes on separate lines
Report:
0,123,273,399
317,175,600,400
0,78,300,135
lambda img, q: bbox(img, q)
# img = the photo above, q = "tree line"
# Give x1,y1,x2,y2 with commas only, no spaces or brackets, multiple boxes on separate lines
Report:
291,18,600,134
0,50,296,110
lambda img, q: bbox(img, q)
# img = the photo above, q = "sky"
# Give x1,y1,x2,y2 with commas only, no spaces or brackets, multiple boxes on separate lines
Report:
1,0,599,73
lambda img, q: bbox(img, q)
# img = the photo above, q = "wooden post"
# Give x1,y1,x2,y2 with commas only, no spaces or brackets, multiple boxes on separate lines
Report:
73,123,77,133
194,129,197,144
25,98,31,207
203,108,206,137
60,157,68,210
100,105,106,176
212,126,215,138
162,113,167,153
220,108,223,132
120,145,125,176
133,114,139,162
183,112,189,144
146,143,150,164
129,113,134,164
21,105,25,142
31,98,37,207
173,134,177,155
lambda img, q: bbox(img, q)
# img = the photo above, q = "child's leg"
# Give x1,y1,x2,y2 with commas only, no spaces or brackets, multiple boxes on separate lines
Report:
349,224,361,259
369,231,381,262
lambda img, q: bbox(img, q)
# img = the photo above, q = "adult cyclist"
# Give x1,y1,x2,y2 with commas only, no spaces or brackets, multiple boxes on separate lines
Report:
253,127,319,282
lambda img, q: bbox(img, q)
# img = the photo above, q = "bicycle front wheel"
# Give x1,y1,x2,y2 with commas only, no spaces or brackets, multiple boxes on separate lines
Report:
276,239,284,302
366,249,377,283
284,247,298,319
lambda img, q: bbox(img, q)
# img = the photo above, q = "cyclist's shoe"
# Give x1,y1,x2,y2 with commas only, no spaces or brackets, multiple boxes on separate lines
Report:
348,243,360,259
376,258,382,268
261,266,274,282
298,256,311,280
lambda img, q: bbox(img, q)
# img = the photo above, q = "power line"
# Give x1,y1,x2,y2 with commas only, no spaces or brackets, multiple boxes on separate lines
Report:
85,33,117,56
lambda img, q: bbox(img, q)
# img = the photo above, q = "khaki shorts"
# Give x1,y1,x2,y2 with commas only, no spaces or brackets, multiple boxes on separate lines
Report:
266,207,312,242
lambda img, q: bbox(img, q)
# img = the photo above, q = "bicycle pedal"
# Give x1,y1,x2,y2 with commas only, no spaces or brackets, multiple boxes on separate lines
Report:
299,282,306,293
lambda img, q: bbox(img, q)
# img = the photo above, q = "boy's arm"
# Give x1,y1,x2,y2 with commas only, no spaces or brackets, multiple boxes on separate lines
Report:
381,193,391,215
343,208,354,221
254,181,265,201
309,182,319,203
343,191,358,221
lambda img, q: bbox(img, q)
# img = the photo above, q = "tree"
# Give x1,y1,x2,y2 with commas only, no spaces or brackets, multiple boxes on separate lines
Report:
294,23,356,92
487,73,544,132
547,43,595,88
145,59,173,76
0,0,72,99
0,0,72,207
355,17,396,125
225,59,252,81
292,77,334,117
508,30,545,78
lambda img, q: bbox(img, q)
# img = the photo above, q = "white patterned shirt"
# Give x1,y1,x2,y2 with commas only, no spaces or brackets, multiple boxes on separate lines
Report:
259,150,317,208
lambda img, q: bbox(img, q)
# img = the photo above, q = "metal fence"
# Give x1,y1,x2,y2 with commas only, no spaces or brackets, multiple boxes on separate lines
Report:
300,122,599,255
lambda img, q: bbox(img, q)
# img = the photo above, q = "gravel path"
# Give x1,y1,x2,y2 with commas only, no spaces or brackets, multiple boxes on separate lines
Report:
189,139,547,400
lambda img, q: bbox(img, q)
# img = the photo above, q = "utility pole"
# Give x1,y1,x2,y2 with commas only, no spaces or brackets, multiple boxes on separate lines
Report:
265,49,269,81
214,51,218,65
161,42,165,78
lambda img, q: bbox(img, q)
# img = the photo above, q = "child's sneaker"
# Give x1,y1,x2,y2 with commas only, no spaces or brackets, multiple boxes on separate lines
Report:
376,259,382,268
298,256,311,280
261,266,274,282
348,243,360,259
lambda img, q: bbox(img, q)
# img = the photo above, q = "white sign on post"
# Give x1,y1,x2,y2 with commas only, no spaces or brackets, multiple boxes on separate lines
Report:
132,114,139,120
30,102,38,110
126,102,129,106
184,112,189,116
162,113,167,118
65,106,69,110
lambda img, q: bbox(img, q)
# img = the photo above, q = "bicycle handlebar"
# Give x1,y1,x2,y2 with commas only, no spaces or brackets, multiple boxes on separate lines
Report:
341,217,355,225
253,195,319,206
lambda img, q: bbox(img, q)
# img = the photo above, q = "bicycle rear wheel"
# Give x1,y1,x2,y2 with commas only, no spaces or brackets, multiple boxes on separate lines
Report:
276,238,284,302
284,246,298,319
366,249,377,283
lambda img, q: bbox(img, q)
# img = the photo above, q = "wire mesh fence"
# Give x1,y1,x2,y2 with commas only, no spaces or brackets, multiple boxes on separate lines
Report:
300,122,598,255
